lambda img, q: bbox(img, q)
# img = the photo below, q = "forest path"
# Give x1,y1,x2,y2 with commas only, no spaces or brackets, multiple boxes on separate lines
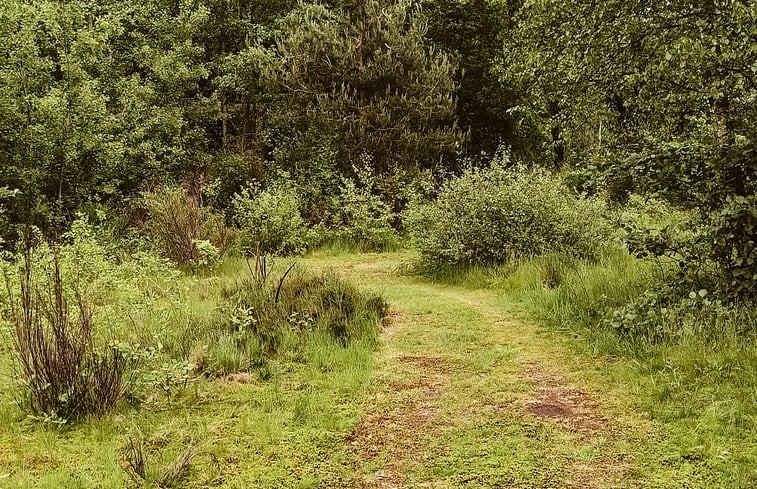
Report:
304,252,654,488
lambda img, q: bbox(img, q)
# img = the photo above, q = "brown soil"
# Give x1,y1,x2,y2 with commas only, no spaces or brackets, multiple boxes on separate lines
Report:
524,364,608,435
381,309,405,336
525,364,631,488
347,355,451,488
225,372,253,385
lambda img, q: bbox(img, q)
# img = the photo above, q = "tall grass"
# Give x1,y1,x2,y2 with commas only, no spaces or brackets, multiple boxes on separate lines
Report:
503,250,657,351
187,257,387,376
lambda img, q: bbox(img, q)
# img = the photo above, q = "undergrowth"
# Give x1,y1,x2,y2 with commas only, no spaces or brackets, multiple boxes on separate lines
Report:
194,258,387,376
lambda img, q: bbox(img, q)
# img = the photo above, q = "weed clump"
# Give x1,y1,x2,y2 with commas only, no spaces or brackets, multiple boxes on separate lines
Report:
232,182,308,256
198,257,387,375
8,253,134,423
121,431,210,488
141,186,235,266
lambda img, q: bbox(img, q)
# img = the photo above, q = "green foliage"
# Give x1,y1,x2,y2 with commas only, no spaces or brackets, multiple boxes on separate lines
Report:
506,0,756,171
232,182,307,256
311,165,401,252
328,179,399,252
195,265,386,376
0,187,18,246
612,195,700,258
422,0,529,156
267,0,462,187
0,0,221,236
709,193,757,301
504,0,757,302
406,160,611,269
142,186,235,266
6,250,135,423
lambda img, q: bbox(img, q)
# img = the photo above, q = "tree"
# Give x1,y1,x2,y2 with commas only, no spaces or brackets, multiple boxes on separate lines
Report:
423,0,533,157
0,0,221,240
268,0,462,178
506,0,757,299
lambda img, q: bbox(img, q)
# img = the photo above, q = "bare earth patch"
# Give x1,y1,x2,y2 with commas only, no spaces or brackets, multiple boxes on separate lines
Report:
347,354,451,488
524,364,608,435
381,308,405,336
525,364,631,488
224,372,253,385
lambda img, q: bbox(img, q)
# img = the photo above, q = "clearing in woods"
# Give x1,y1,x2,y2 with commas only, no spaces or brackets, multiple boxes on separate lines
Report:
0,252,715,488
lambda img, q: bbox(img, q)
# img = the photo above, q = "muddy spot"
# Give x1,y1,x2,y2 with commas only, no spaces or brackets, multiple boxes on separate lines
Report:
381,309,405,336
397,354,449,369
524,365,608,435
527,401,573,419
225,372,253,384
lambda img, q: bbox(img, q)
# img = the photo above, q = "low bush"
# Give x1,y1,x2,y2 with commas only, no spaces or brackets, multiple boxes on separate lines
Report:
142,186,235,266
504,247,757,347
337,179,399,251
0,219,207,418
707,193,757,301
232,183,308,256
614,193,757,303
612,194,700,258
405,161,611,270
314,179,400,252
197,260,387,376
7,253,134,423
503,249,659,338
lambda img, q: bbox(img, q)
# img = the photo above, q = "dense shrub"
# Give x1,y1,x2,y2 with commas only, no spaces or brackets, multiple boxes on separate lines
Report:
612,195,699,258
0,218,210,419
232,183,307,256
0,187,18,248
614,193,757,303
320,179,400,252
708,193,757,301
142,187,235,266
405,162,611,269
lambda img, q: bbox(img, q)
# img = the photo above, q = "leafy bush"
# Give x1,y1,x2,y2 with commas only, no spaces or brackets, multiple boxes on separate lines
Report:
606,288,757,343
142,186,235,266
612,195,700,258
614,193,757,303
0,218,213,419
319,178,400,252
405,162,611,269
708,193,757,301
505,248,757,346
232,183,307,256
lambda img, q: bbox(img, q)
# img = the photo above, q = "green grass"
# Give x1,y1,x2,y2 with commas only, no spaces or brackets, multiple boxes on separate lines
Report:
0,325,377,488
0,251,383,488
2,249,757,487
431,248,757,487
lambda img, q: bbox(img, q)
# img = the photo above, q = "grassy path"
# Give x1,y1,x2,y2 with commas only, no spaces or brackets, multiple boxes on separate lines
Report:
307,252,688,488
